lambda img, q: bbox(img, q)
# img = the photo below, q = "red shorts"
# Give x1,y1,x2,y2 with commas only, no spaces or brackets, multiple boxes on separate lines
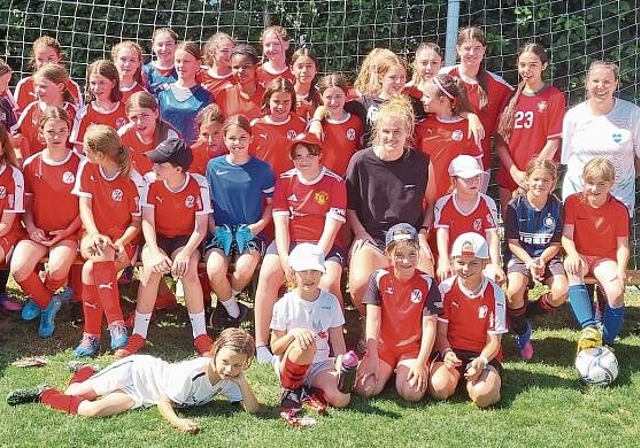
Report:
0,227,27,266
377,342,421,368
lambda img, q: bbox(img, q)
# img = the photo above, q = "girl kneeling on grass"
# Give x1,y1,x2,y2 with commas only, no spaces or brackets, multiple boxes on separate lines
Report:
504,159,567,360
355,223,441,402
562,157,629,351
429,232,507,408
7,328,260,434
270,243,353,421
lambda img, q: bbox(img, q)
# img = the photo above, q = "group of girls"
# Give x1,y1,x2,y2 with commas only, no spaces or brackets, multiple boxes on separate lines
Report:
0,21,636,413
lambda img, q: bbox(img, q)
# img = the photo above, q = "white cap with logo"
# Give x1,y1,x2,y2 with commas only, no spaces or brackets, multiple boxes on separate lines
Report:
450,232,490,259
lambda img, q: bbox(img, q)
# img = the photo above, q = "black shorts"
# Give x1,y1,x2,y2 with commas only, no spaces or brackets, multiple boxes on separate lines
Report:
434,348,504,381
156,234,193,257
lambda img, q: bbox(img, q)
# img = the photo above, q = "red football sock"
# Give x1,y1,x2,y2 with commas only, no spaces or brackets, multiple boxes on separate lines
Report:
44,272,67,294
68,366,96,385
527,293,561,317
70,264,84,302
92,261,123,325
508,304,528,336
40,388,85,414
281,357,310,389
82,283,103,335
18,270,51,309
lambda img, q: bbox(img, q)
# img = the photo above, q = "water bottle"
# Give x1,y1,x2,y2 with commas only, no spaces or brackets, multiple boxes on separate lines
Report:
337,350,359,393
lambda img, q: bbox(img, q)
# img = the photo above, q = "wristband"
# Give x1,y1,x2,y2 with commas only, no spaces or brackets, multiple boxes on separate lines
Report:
477,355,489,369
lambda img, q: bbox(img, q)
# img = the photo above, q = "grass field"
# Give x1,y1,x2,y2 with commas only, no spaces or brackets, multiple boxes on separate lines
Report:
1,282,640,448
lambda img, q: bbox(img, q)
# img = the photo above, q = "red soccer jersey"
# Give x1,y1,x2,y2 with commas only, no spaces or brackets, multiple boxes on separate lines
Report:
434,192,498,252
496,85,566,189
321,113,364,177
72,158,146,239
198,70,235,97
71,101,129,147
363,268,442,351
190,139,227,176
272,167,346,243
13,101,77,160
13,75,84,113
142,172,212,238
439,276,507,357
415,115,482,200
0,164,26,232
250,114,307,176
440,65,513,169
118,123,180,176
22,150,82,232
120,82,147,104
256,65,295,87
216,84,265,122
564,193,629,259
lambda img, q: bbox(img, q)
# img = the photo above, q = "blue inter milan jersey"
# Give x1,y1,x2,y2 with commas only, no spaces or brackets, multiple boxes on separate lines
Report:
504,193,563,258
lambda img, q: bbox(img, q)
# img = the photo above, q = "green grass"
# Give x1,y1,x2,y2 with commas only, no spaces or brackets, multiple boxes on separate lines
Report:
2,284,640,447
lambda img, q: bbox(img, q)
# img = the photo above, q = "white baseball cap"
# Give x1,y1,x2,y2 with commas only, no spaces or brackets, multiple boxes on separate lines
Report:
448,155,484,179
289,243,326,273
450,232,489,259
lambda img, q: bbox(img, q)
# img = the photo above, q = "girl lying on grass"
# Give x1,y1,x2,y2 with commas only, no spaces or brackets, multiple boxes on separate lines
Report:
7,328,260,433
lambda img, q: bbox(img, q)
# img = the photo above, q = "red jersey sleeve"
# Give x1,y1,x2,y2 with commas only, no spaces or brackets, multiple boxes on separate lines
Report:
272,176,289,217
327,174,347,223
547,89,566,140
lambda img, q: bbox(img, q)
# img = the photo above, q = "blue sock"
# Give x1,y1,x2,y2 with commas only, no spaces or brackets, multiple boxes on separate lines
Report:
602,304,625,345
568,284,596,328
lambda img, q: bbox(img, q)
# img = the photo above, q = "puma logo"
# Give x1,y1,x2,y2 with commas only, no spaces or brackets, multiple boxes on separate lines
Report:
98,282,114,290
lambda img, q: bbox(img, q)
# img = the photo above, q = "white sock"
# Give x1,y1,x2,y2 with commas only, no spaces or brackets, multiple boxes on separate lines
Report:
133,312,152,339
221,297,240,318
189,311,207,338
256,345,273,364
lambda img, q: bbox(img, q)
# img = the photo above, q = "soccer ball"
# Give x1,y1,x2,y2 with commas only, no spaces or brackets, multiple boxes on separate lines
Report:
575,347,619,386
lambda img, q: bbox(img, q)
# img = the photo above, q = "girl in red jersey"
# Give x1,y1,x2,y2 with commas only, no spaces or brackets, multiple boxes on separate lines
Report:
71,60,128,151
11,107,82,338
429,232,506,408
355,224,441,402
290,48,320,122
13,36,83,113
12,64,78,163
440,26,513,189
433,155,503,283
190,104,226,175
0,126,25,312
405,42,443,98
200,32,236,97
257,26,294,87
416,73,483,201
254,133,347,364
111,41,147,103
71,125,146,357
250,77,306,176
563,158,629,351
142,28,178,94
116,138,213,358
496,43,566,209
216,45,266,122
119,91,179,175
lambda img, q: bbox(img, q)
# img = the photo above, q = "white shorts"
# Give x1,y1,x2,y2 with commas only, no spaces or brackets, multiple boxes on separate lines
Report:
272,356,336,387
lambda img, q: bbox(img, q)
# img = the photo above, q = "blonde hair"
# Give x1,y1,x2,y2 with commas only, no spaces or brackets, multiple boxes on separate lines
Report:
111,40,144,85
211,328,255,365
203,32,235,67
582,157,615,184
515,158,558,196
356,51,406,97
83,124,131,177
354,48,396,96
371,95,415,148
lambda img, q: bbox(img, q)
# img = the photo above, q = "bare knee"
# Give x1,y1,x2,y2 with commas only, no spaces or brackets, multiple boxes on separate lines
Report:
324,388,351,408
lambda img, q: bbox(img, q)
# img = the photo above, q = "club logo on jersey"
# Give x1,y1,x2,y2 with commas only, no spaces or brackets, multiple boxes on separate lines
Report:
612,132,623,144
62,171,75,184
184,195,196,208
410,289,423,303
0,186,6,199
286,130,298,140
473,218,483,232
478,305,488,319
346,128,356,141
367,106,379,124
315,191,329,205
544,214,555,228
111,188,123,202
537,100,548,113
451,130,464,141
115,117,128,129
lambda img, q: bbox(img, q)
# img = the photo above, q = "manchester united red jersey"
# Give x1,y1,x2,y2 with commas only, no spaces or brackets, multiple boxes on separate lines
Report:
415,115,482,200
250,114,307,176
142,172,212,238
216,84,265,122
439,276,507,357
23,149,82,232
321,113,364,177
72,158,146,238
70,101,128,147
272,167,346,243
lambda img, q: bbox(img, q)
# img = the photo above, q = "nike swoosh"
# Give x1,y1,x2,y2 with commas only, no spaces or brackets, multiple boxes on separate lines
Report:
216,170,229,175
